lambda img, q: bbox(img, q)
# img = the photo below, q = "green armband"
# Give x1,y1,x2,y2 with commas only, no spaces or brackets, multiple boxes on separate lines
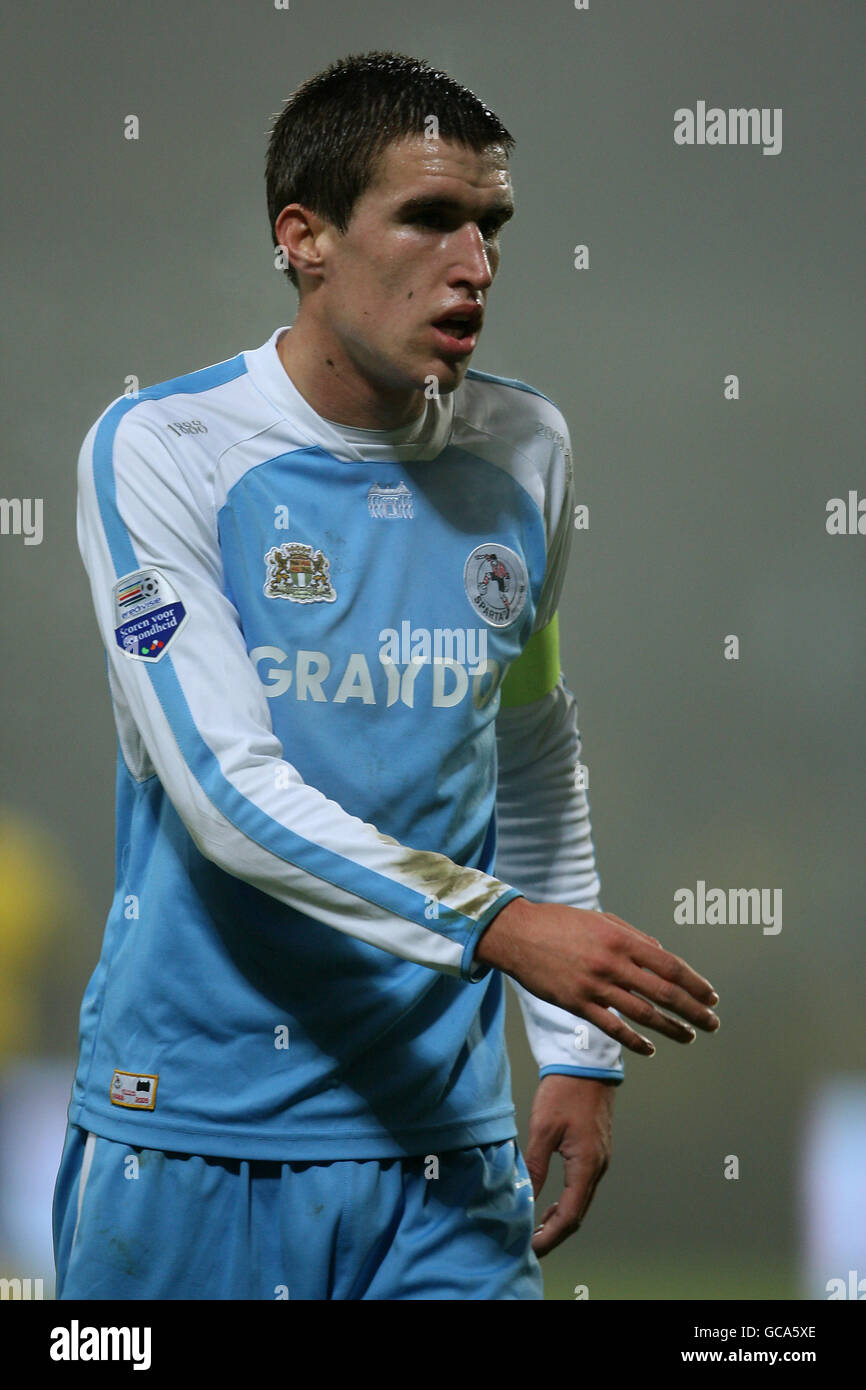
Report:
499,612,561,708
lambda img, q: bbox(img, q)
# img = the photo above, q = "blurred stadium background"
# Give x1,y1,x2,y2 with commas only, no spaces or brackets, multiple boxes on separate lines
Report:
1,1,862,1299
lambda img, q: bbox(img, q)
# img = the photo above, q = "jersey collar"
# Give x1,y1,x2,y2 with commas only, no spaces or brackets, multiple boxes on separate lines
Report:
244,325,456,463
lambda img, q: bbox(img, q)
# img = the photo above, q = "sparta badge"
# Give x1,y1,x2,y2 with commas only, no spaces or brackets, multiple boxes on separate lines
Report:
463,543,528,628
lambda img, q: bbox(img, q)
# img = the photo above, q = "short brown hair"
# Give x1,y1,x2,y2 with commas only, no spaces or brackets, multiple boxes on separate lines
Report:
265,50,515,290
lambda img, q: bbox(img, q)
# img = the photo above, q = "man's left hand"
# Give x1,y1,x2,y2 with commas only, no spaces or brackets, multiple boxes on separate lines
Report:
524,1073,616,1257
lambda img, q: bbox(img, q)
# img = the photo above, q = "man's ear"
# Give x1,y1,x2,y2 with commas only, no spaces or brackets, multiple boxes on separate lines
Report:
274,204,329,283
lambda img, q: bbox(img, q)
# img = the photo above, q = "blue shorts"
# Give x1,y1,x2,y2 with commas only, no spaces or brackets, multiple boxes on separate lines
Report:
53,1124,544,1300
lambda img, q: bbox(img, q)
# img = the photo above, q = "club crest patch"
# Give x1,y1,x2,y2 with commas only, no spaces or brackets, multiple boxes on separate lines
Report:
113,567,187,661
264,541,336,603
464,543,528,628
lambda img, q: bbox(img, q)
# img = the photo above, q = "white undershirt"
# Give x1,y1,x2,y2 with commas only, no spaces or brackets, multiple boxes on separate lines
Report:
321,399,433,447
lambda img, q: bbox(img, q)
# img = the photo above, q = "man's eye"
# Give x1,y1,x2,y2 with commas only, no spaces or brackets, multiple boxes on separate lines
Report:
410,213,505,237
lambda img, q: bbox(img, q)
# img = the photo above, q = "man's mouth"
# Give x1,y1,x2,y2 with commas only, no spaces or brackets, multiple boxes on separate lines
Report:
431,306,482,354
433,317,474,338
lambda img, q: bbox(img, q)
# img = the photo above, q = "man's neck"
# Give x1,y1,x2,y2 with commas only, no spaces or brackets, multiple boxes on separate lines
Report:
276,321,427,431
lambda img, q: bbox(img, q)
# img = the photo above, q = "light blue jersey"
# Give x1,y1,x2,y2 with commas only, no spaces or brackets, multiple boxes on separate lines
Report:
69,324,622,1163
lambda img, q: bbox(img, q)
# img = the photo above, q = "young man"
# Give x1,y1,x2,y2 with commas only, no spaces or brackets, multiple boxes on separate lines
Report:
54,51,719,1301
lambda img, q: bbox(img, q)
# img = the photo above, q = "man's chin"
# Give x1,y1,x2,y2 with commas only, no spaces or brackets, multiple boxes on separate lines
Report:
421,353,471,393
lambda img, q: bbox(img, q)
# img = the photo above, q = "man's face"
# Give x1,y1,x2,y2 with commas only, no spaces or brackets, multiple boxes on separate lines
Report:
308,135,514,395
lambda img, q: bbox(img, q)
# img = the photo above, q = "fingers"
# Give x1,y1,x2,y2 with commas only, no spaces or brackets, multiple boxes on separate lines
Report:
523,1142,552,1202
600,911,720,1021
531,1159,602,1258
601,986,698,1043
579,1000,656,1056
580,985,719,1054
618,960,720,1032
535,1201,559,1229
627,936,719,1010
531,1186,585,1258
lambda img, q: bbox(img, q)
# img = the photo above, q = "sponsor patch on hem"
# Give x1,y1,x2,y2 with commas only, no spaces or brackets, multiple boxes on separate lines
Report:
110,1070,158,1110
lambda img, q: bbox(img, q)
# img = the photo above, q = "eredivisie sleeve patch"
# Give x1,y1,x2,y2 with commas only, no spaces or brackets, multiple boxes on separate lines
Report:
113,567,187,661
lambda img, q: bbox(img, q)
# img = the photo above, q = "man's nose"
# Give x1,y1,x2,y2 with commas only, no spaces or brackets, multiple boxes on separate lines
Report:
451,224,494,289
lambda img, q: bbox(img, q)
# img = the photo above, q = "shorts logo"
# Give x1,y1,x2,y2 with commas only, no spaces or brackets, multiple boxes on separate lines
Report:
464,543,528,628
264,542,336,604
110,1070,158,1110
113,567,187,661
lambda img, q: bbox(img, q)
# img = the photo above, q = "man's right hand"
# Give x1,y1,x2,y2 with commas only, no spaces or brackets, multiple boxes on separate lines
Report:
475,897,720,1056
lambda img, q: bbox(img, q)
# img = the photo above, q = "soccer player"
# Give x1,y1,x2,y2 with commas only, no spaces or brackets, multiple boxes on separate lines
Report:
53,51,719,1301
